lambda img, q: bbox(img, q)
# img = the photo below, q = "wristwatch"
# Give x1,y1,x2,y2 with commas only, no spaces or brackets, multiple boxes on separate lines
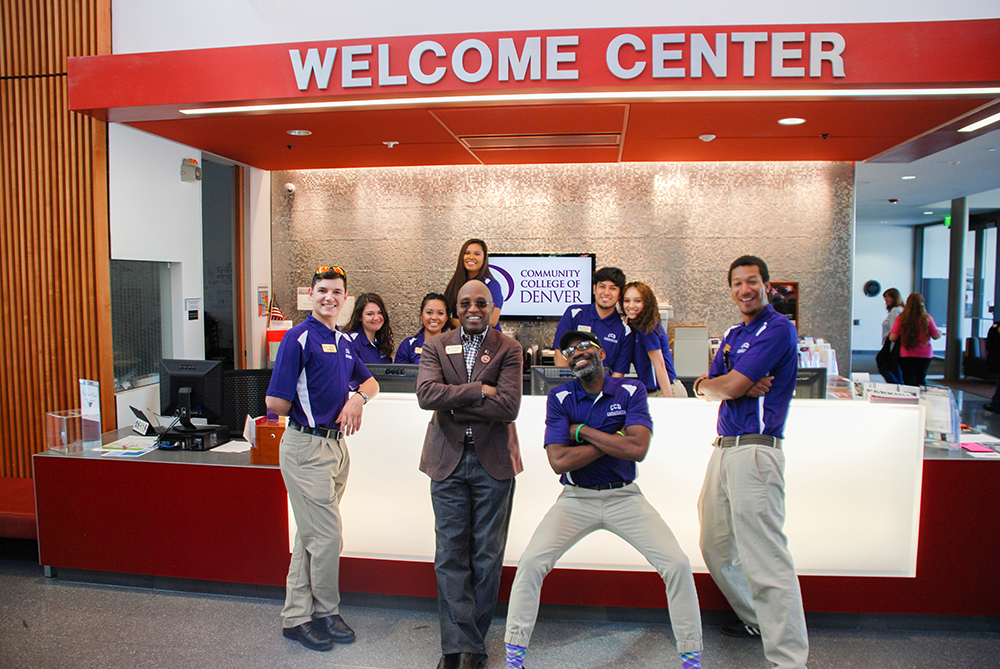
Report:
356,389,370,404
693,377,705,397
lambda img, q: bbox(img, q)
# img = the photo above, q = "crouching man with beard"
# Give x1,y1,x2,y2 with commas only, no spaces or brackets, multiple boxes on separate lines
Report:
502,330,703,669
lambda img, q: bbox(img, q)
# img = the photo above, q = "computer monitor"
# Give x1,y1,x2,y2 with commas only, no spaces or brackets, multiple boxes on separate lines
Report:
530,366,578,395
795,367,828,399
159,359,225,429
365,363,420,393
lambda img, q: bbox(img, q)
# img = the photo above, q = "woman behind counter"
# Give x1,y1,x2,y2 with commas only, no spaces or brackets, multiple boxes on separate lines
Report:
878,287,905,384
443,238,504,330
346,293,395,364
620,281,686,398
889,292,942,387
394,293,451,364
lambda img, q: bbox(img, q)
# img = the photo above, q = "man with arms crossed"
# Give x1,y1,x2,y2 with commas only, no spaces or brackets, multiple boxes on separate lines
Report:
553,266,634,377
417,280,523,669
692,255,808,669
504,330,703,669
266,265,380,651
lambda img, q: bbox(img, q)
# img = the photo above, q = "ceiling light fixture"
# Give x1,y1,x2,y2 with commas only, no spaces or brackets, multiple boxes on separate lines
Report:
778,117,806,126
958,110,1000,133
178,86,1000,116
383,141,399,148
901,175,916,180
699,134,716,142
286,129,312,136
924,211,934,215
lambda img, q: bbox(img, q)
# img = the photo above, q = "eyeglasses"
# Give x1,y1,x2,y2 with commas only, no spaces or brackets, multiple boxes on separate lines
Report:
458,299,491,310
561,340,601,358
315,266,346,277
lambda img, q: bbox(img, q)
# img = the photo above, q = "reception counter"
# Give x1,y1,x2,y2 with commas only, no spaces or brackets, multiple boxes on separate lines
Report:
33,395,1000,617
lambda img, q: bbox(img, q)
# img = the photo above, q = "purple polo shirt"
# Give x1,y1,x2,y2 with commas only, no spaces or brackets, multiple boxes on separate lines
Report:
267,314,373,430
553,303,635,375
347,330,392,365
544,374,652,487
634,323,678,391
394,330,427,364
711,304,797,439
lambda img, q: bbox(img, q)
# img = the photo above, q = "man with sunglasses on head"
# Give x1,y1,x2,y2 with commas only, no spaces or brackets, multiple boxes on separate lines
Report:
553,266,634,377
692,255,808,669
416,280,523,669
266,265,380,652
503,329,703,669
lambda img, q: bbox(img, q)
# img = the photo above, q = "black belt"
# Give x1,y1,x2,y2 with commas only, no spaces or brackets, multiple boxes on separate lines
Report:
576,480,631,491
713,434,782,449
287,419,342,440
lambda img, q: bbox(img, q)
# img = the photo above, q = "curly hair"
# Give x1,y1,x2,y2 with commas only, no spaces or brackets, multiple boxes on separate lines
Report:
620,281,661,335
897,292,930,350
346,293,394,359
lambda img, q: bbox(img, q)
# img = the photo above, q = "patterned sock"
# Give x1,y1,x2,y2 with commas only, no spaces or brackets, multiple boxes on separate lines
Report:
505,643,527,669
680,650,701,669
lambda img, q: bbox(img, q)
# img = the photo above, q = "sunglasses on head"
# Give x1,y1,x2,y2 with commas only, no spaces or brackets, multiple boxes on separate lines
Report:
315,266,346,278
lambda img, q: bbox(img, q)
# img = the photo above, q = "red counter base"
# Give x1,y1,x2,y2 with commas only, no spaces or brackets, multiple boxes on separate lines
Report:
34,450,1000,617
341,459,1000,617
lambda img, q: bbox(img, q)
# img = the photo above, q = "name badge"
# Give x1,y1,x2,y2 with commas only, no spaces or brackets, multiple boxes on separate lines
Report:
446,344,463,355
578,325,592,333
414,347,423,354
322,344,337,353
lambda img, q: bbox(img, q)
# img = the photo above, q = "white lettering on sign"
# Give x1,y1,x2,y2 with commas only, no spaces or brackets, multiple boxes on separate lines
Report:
547,35,579,80
453,39,492,83
342,44,372,88
772,33,806,77
378,44,407,86
498,37,541,82
606,34,645,79
289,31,846,91
410,40,447,85
290,48,337,91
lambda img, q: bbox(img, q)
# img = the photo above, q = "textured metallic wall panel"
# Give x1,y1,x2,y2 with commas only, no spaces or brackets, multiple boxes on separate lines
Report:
272,162,854,364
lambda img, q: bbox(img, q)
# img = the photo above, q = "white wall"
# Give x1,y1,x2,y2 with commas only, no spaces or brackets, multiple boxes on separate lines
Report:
853,224,914,350
111,0,1000,54
109,124,205,359
246,167,272,368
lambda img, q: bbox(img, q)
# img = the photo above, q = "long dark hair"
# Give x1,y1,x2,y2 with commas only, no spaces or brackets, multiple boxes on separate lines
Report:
443,239,494,315
620,281,661,335
898,292,930,350
419,292,453,333
346,293,394,359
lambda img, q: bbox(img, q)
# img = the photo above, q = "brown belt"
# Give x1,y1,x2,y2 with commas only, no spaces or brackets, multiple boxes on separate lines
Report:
713,434,782,449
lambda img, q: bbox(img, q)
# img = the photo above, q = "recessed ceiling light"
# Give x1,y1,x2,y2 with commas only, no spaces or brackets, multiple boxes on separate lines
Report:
699,134,716,142
902,175,916,180
383,141,399,148
958,110,1000,133
286,129,312,136
924,211,934,215
778,117,805,126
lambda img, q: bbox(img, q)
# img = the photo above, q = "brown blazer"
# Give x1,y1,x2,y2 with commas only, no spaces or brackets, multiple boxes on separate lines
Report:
416,327,523,482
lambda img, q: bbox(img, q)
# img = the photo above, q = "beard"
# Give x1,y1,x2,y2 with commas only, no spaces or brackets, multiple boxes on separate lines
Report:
571,354,604,383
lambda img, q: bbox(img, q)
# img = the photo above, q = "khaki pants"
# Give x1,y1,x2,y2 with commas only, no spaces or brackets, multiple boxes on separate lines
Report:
698,444,808,669
279,426,350,628
505,483,703,654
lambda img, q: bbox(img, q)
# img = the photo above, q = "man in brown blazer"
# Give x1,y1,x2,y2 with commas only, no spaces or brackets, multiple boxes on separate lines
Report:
417,280,523,669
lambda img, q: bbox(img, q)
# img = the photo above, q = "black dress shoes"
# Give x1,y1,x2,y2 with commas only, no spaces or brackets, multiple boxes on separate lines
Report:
282,620,333,651
314,614,356,643
436,653,487,669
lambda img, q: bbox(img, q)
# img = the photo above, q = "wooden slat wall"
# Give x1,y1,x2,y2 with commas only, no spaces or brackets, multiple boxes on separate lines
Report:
1,0,113,478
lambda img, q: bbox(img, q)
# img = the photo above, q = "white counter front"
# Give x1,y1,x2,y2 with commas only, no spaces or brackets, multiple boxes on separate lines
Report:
326,395,924,577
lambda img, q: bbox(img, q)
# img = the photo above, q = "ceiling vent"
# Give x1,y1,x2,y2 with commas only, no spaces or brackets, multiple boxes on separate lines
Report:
460,133,621,150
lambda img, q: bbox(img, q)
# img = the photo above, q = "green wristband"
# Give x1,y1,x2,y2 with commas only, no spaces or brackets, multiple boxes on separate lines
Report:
575,424,585,443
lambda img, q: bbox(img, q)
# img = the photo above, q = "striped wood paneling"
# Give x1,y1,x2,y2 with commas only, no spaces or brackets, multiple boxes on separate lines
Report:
1,0,112,477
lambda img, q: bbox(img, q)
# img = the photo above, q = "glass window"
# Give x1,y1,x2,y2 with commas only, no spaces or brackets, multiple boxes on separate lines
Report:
110,260,172,391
